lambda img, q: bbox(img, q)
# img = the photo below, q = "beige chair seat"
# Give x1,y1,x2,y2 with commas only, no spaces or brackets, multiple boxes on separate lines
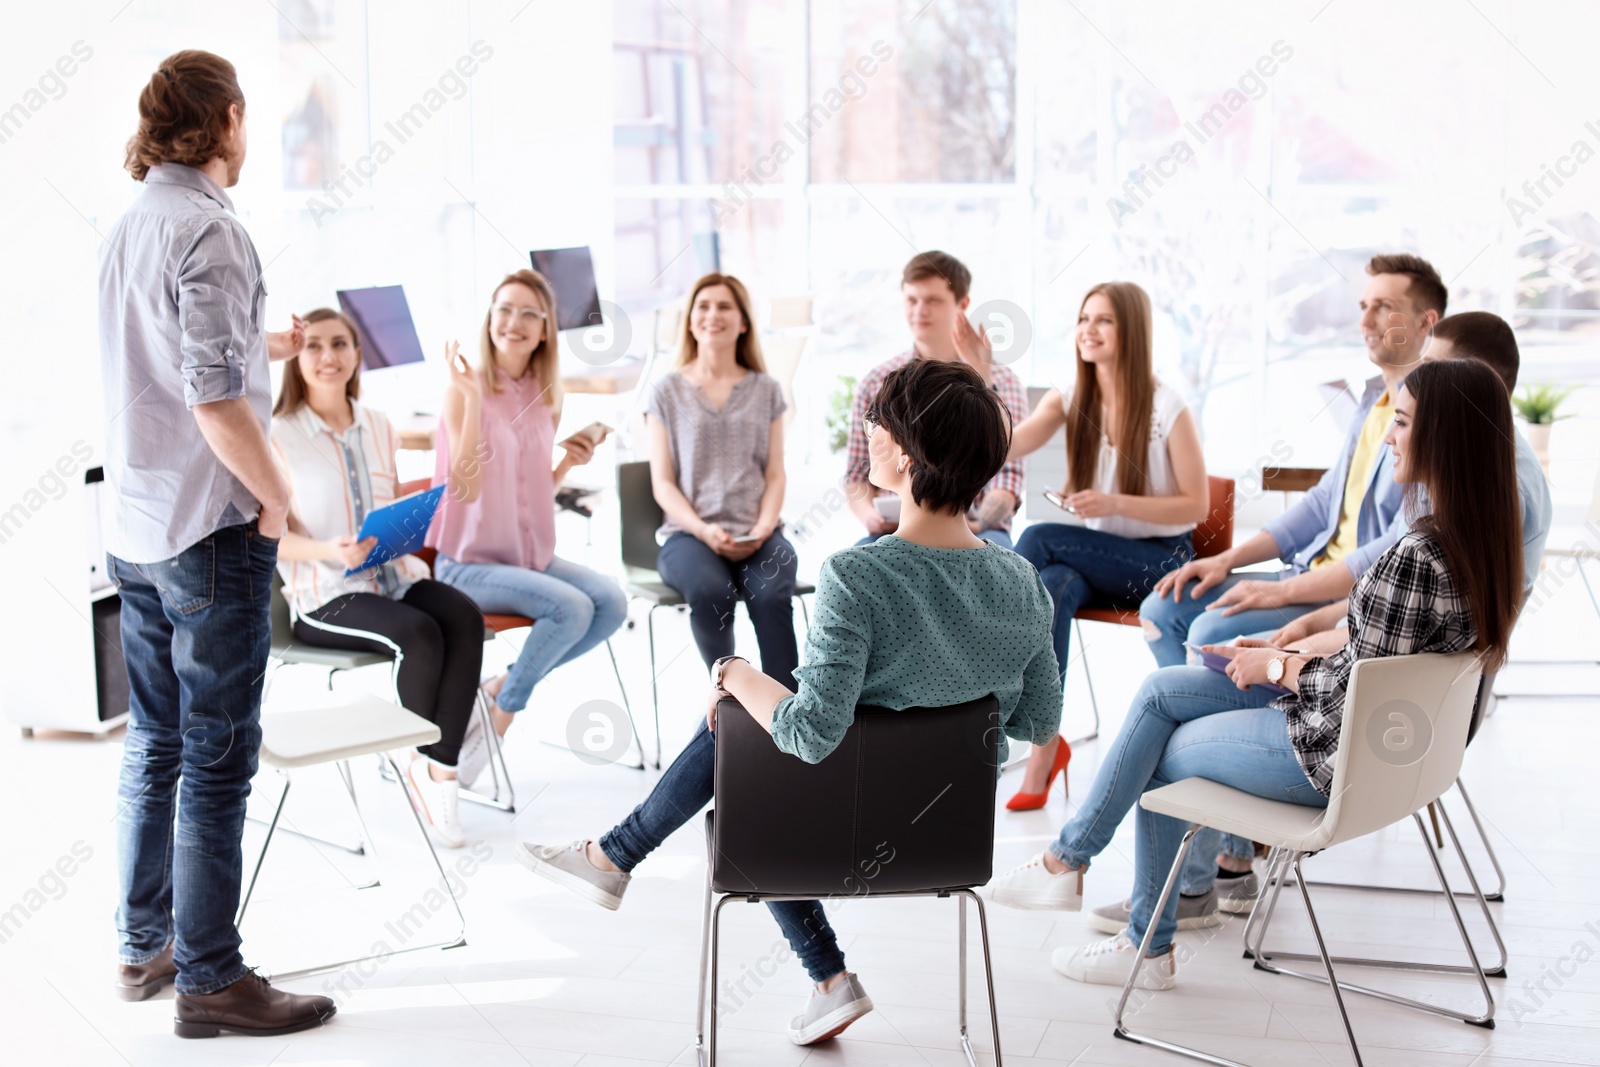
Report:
258,694,439,770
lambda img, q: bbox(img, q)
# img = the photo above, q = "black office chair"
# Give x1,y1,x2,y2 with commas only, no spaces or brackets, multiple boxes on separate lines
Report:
696,694,1004,1066
618,459,815,768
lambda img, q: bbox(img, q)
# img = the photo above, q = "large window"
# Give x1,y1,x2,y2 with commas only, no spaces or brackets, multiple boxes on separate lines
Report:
616,0,1600,474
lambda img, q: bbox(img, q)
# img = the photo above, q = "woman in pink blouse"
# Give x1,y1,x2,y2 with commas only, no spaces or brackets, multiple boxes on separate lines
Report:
428,269,628,784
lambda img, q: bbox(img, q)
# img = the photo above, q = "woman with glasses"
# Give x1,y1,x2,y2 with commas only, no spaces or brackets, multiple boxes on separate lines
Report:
427,269,628,786
649,273,798,686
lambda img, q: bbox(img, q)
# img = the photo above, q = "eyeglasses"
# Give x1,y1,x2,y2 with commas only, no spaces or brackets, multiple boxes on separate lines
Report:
490,304,548,323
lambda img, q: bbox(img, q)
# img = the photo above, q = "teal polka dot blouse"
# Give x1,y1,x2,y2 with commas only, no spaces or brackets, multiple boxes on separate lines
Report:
771,536,1063,764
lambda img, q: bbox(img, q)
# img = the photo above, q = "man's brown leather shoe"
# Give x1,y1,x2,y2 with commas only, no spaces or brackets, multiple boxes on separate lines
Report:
116,944,178,1002
174,970,336,1038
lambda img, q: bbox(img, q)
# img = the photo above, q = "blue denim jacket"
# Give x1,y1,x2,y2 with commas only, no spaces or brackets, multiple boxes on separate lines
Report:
1261,374,1405,579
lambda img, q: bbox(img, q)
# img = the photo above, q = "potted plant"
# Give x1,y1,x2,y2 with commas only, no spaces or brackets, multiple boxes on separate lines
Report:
825,375,857,453
1512,382,1578,471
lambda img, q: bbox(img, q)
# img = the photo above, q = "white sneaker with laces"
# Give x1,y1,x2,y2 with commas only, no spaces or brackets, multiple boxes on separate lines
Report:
985,853,1084,911
788,973,874,1045
405,758,465,849
1053,933,1177,989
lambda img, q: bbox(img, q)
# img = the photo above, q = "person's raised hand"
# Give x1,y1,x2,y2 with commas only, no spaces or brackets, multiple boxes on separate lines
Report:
445,340,481,400
951,312,994,381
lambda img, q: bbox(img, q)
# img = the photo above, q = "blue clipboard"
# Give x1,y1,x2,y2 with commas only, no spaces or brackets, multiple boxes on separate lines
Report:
345,485,446,576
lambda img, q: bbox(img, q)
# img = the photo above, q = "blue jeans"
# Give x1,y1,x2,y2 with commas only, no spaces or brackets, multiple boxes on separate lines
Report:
1180,827,1258,896
436,555,628,713
1138,570,1327,668
1015,524,1192,681
600,720,846,983
854,528,1014,550
656,530,799,687
110,521,277,994
1049,667,1326,954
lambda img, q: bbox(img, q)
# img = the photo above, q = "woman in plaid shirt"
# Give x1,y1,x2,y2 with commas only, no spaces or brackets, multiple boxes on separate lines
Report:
986,358,1523,991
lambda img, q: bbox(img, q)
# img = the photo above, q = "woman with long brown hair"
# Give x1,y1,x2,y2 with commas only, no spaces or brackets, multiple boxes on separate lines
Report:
1003,282,1210,809
272,308,485,849
646,272,799,684
427,269,628,781
986,356,1522,993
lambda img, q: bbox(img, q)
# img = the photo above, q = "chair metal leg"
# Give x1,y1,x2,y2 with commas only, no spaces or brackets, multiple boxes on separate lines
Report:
699,894,734,1067
1252,813,1496,1028
238,772,291,927
1427,802,1444,848
1119,831,1366,1067
1070,618,1100,745
459,690,516,812
606,639,648,771
954,889,1003,1067
695,878,715,1066
1291,781,1504,901
1453,779,1506,900
647,604,663,770
797,592,810,631
264,753,468,981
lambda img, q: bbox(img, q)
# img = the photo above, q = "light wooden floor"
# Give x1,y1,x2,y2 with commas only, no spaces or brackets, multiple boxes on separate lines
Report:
5,506,1597,1066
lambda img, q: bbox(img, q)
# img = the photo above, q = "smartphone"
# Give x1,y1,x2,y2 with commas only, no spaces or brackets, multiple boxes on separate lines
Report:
576,421,613,444
731,534,761,543
1042,489,1078,514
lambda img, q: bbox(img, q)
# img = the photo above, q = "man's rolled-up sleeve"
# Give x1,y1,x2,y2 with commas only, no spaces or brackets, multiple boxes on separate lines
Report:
177,219,259,408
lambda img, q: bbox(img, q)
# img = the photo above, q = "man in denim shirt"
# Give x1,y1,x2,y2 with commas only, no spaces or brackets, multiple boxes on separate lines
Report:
99,50,332,1036
1118,255,1445,921
1141,253,1449,662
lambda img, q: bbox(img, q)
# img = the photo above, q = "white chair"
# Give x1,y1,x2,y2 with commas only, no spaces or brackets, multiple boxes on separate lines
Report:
1113,652,1489,1067
237,694,467,980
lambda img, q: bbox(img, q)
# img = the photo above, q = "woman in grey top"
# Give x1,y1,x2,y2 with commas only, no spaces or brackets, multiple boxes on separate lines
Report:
649,273,798,684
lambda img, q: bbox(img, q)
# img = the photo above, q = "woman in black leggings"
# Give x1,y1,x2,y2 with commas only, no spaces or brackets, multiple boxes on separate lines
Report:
270,307,483,849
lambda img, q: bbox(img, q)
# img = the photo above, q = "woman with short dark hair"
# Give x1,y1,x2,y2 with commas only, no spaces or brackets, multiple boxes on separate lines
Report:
518,358,1062,1051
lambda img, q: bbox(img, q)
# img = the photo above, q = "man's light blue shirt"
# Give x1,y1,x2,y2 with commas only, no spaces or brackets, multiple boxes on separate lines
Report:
98,163,270,564
1261,374,1407,579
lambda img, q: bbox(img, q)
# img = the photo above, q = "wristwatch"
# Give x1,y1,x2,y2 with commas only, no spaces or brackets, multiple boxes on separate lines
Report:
711,655,747,694
1267,655,1287,685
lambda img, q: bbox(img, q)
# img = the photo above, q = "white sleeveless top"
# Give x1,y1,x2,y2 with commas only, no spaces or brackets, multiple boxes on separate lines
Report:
1060,379,1194,540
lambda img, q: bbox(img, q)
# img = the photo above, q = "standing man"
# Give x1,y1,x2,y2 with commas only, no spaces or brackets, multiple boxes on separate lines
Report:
101,50,334,1037
843,251,1027,548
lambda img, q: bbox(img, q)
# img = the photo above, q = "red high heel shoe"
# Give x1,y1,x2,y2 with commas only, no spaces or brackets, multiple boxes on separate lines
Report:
1005,735,1071,811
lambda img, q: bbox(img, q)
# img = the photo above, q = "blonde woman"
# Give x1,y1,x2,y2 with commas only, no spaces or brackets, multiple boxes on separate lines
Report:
991,282,1209,810
649,273,796,684
427,269,627,781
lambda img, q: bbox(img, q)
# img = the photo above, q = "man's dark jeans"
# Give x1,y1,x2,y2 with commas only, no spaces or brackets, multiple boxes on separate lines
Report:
109,520,277,994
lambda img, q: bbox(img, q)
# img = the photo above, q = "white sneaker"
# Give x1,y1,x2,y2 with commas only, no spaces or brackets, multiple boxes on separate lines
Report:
1053,933,1177,989
789,973,874,1045
456,701,492,791
985,853,1084,911
405,758,465,849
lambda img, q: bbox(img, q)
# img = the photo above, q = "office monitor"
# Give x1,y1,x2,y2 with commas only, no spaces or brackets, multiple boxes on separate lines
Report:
530,246,603,331
336,285,426,370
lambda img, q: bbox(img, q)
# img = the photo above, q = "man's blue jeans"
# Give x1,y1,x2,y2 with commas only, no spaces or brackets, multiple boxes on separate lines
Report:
600,719,846,983
110,521,277,994
1015,523,1192,680
1138,569,1327,668
1048,667,1326,954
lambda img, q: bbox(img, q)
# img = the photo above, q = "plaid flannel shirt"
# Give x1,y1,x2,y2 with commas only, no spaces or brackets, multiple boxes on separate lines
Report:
843,350,1028,529
1275,529,1477,795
